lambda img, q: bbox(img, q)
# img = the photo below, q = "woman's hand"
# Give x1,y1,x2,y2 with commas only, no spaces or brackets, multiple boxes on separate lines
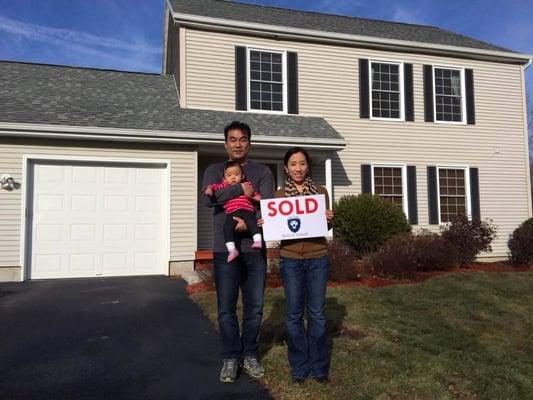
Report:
257,218,264,227
325,210,334,222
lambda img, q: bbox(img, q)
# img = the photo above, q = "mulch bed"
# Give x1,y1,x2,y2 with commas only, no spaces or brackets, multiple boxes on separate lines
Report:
185,262,531,294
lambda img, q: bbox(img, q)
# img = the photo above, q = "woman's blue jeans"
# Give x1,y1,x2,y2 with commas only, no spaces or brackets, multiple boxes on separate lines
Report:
280,255,329,379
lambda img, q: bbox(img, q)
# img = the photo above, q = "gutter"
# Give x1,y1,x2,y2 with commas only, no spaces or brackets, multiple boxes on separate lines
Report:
168,7,532,65
0,122,347,150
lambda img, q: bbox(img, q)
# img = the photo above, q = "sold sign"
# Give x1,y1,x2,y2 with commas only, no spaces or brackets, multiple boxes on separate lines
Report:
260,194,328,241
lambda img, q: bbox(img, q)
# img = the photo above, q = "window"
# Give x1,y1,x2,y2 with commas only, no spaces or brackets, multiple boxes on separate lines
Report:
373,166,407,214
370,61,403,120
438,168,468,223
434,67,465,123
248,49,285,112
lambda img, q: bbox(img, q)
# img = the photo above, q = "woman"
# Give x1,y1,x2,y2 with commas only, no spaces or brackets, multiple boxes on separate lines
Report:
275,147,333,383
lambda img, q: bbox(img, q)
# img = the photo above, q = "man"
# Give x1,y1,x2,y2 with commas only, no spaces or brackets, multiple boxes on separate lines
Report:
201,121,275,383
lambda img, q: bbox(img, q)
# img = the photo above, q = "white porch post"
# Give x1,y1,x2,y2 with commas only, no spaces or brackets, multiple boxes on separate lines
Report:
325,158,333,238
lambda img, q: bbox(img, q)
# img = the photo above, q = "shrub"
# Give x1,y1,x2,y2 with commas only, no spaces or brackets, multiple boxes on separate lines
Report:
367,231,460,279
367,232,418,279
440,216,497,265
508,217,533,266
409,230,460,272
328,238,366,281
333,194,411,256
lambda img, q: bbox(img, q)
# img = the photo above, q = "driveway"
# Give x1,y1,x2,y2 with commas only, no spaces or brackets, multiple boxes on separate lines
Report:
0,277,273,400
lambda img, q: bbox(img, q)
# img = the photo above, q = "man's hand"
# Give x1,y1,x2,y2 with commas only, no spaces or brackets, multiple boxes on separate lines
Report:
241,182,254,198
233,216,248,232
257,218,264,227
325,210,334,222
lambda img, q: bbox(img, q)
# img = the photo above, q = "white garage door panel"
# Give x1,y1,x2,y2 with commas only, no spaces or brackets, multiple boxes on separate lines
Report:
30,162,167,279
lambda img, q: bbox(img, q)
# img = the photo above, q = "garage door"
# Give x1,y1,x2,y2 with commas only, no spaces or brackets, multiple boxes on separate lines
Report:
28,160,168,279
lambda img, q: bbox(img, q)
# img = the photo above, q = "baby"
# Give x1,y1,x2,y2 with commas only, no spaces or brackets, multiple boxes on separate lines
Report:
204,160,263,262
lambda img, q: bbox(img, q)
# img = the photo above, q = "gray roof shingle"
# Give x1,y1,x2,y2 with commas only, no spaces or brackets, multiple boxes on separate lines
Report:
0,61,343,141
170,0,514,53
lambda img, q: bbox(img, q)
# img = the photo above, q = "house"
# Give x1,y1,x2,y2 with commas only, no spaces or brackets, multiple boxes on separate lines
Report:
0,0,531,282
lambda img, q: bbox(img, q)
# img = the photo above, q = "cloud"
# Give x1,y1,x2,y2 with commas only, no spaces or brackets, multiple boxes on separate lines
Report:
0,14,160,72
391,5,427,25
314,0,362,16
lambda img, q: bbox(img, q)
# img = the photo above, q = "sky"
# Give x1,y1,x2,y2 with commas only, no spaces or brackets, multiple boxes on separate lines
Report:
0,0,532,118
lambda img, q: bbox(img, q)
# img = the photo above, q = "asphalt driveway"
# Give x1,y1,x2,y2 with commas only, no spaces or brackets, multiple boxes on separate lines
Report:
0,276,272,400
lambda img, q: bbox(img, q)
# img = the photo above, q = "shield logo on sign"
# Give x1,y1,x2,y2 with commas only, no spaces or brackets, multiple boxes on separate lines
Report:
287,217,301,233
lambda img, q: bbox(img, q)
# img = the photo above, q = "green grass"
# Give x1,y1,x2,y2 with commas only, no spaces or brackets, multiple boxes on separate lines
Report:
191,272,533,400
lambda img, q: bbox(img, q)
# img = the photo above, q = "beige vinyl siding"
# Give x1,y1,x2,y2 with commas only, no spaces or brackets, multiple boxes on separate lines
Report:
184,28,530,258
0,137,197,268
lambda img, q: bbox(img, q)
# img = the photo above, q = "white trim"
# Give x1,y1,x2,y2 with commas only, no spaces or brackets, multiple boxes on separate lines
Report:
521,61,533,217
161,3,170,75
370,164,409,220
0,122,346,149
20,155,171,281
167,7,532,64
179,26,187,108
432,66,467,125
246,47,288,114
368,60,405,122
435,165,471,225
325,158,333,238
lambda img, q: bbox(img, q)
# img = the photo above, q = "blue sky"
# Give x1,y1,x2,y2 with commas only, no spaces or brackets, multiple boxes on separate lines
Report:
0,0,532,110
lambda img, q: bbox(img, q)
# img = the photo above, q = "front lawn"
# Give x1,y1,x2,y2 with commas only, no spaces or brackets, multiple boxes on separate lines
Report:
191,272,533,399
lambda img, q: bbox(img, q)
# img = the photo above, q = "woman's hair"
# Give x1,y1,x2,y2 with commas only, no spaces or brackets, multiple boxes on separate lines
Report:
283,147,312,177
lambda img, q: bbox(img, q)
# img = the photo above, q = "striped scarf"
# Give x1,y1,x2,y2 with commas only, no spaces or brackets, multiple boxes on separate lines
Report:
284,175,318,197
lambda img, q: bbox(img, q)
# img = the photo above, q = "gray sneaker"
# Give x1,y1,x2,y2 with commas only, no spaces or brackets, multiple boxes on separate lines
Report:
220,358,239,383
242,356,265,379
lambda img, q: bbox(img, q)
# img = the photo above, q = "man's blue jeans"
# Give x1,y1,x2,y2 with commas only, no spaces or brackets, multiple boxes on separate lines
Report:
213,251,266,359
280,255,329,379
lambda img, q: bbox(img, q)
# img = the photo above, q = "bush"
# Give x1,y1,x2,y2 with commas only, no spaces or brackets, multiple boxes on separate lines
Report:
508,217,533,266
367,231,460,279
333,194,411,256
328,238,366,282
409,230,460,272
440,216,497,265
367,233,418,279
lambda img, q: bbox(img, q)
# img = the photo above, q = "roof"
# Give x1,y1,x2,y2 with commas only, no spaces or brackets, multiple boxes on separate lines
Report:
169,0,514,53
0,61,343,142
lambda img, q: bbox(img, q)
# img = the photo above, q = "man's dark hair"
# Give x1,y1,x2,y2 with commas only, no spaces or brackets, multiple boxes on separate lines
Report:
223,160,243,173
224,121,252,141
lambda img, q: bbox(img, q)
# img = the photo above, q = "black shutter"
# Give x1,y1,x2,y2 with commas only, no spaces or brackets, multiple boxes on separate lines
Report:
423,65,434,122
427,166,439,224
407,166,418,224
470,168,480,221
404,63,414,121
287,52,299,114
235,46,247,111
465,69,476,125
359,59,370,119
361,164,372,194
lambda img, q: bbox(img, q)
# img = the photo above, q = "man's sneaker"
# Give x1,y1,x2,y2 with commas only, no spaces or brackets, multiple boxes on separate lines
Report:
220,358,239,383
242,356,265,379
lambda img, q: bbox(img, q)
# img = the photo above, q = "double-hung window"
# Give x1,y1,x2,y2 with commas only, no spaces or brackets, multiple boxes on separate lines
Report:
372,165,408,217
438,167,469,223
248,49,286,112
370,61,403,120
433,67,466,123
